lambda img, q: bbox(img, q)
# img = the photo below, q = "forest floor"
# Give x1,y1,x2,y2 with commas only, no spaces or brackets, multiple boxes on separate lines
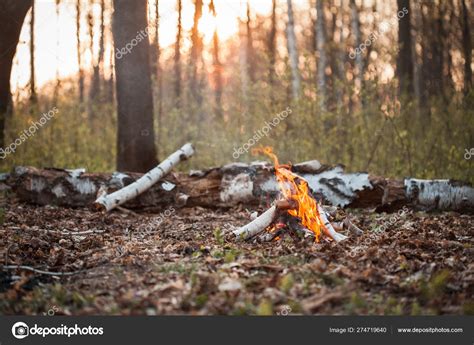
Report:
0,200,473,316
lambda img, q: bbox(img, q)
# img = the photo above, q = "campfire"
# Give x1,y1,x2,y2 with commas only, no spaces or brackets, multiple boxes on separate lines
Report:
233,147,349,243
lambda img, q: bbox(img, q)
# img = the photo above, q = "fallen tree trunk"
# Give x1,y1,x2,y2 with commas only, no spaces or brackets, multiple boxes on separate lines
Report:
94,143,194,212
5,160,474,213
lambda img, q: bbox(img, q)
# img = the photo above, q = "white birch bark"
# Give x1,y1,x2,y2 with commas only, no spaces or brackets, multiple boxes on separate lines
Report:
286,0,301,100
316,0,327,109
94,143,194,212
317,204,348,242
233,205,277,239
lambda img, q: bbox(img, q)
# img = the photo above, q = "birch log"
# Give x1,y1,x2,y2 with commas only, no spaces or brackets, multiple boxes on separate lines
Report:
317,204,347,242
233,205,277,240
94,143,194,212
8,161,474,213
286,0,301,100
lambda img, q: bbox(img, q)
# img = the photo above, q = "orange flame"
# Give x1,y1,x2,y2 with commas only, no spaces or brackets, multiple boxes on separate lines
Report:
251,146,328,241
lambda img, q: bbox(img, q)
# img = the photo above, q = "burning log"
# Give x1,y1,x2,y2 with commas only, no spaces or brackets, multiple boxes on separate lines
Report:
94,143,194,212
234,147,348,243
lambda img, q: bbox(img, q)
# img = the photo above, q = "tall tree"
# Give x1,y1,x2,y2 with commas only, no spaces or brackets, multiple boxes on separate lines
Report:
190,0,203,106
53,0,61,101
239,18,249,101
286,0,301,100
29,0,37,103
153,0,163,155
268,0,277,102
350,0,363,90
316,0,327,108
397,0,414,94
0,0,32,147
174,0,182,107
246,1,256,83
209,0,223,118
76,0,84,103
112,0,158,172
461,0,472,94
87,1,99,120
89,0,105,105
150,0,160,78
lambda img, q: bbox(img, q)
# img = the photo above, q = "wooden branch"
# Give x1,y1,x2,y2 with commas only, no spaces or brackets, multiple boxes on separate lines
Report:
316,203,347,242
94,143,194,212
233,205,277,240
2,265,88,276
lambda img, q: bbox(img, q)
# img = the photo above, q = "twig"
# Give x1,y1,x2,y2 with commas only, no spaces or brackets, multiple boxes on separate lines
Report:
116,206,138,215
2,265,89,276
14,228,105,236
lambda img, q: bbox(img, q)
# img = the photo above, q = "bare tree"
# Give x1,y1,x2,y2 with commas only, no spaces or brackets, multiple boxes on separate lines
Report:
190,0,203,106
350,0,363,90
268,0,277,102
286,0,301,100
0,0,32,147
29,0,37,103
397,0,414,94
153,0,163,155
112,0,158,172
316,0,327,108
53,0,61,101
210,0,223,118
461,0,472,94
239,18,249,102
246,1,256,83
87,0,99,120
174,0,182,107
76,0,84,103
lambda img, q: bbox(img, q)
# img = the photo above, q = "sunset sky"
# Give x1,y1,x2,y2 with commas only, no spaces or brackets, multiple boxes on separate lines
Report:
12,0,275,94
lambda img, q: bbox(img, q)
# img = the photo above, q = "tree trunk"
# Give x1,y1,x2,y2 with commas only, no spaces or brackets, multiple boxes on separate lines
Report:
239,19,249,102
286,0,301,100
350,0,363,91
397,0,414,94
9,162,474,213
53,0,61,102
0,0,32,147
154,0,163,157
246,2,256,83
461,0,472,94
316,0,327,109
190,0,203,106
88,0,105,105
268,0,277,103
29,0,37,103
112,0,158,172
210,0,223,118
0,0,32,148
76,0,84,103
87,1,100,120
174,0,182,107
